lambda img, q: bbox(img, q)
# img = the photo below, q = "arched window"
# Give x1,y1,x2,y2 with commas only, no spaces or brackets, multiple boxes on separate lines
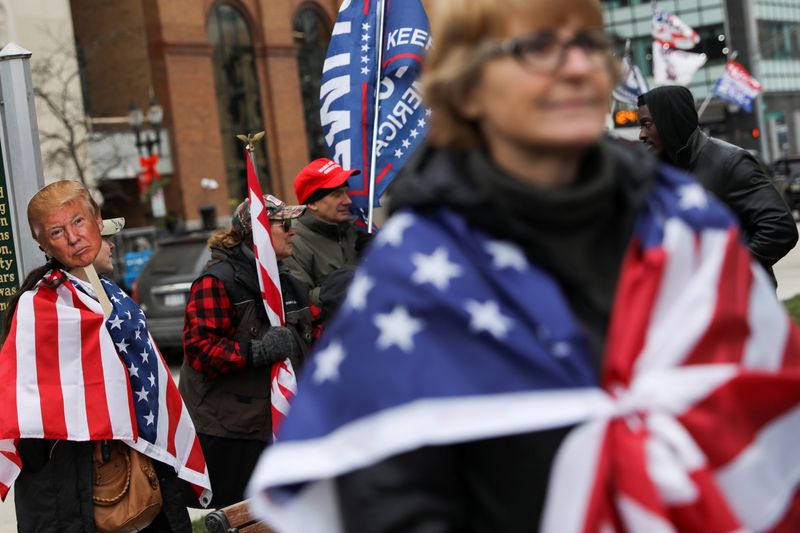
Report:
208,3,271,203
294,7,331,160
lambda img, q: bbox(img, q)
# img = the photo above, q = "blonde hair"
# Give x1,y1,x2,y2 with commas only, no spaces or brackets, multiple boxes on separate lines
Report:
207,227,242,249
27,180,100,239
423,0,606,148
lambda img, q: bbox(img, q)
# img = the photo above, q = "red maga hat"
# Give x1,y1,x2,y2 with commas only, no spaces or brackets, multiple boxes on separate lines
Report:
294,158,360,204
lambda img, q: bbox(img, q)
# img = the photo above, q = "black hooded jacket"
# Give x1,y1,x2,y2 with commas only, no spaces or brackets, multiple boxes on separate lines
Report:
640,86,797,278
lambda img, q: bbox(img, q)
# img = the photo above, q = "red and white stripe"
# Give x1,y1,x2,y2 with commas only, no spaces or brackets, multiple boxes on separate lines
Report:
246,150,284,328
0,276,211,504
541,219,800,533
245,149,298,437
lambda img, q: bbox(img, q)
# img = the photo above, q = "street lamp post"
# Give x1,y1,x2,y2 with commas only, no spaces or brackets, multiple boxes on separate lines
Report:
129,92,167,221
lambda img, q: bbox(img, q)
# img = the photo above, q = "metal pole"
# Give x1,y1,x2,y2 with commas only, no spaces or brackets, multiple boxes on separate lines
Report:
743,0,769,161
696,93,713,120
0,43,45,279
366,0,386,233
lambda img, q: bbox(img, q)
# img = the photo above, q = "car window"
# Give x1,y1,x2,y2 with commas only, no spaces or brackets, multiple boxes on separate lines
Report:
148,241,208,276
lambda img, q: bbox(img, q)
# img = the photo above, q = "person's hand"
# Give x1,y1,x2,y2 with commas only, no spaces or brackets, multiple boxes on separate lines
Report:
248,327,297,367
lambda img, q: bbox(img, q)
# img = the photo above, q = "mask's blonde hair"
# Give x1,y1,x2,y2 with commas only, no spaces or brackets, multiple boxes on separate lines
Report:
27,180,100,240
423,0,608,149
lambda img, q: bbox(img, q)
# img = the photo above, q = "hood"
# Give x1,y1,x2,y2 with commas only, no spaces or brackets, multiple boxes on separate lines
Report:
640,85,699,167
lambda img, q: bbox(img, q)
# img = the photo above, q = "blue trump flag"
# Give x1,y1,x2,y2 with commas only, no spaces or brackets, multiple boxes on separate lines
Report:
320,0,430,213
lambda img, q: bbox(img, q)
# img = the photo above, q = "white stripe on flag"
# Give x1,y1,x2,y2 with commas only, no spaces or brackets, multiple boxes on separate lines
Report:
16,291,43,437
636,222,728,374
617,495,679,533
541,419,609,533
55,286,90,440
743,264,790,371
715,403,800,531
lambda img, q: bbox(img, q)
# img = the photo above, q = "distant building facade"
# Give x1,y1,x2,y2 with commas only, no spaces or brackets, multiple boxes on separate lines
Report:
70,0,338,228
603,0,800,162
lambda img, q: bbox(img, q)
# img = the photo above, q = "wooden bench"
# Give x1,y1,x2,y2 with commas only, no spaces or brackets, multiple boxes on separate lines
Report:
204,499,275,533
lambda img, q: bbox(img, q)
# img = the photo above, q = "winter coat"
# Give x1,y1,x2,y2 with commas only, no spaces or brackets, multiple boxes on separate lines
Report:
180,244,312,441
679,129,798,277
14,439,191,533
281,211,360,305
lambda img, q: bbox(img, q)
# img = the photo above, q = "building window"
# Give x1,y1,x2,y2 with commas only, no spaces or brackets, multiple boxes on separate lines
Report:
758,20,800,60
207,2,271,204
294,7,331,161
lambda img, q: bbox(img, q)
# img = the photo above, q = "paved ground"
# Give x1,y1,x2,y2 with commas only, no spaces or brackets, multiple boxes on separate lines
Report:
1,225,799,531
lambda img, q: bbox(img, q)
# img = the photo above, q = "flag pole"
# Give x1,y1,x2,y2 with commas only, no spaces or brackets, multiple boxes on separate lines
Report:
237,131,265,185
366,0,387,233
699,50,737,120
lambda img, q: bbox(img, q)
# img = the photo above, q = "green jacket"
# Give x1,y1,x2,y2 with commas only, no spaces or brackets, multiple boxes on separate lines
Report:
282,210,359,306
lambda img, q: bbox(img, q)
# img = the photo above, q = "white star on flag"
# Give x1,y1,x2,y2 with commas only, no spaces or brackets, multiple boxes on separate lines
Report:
395,149,404,158
485,240,528,271
313,341,347,384
140,349,149,363
402,139,411,149
552,341,572,358
346,273,375,312
410,129,419,138
362,33,369,42
378,213,415,247
361,43,370,52
678,183,708,211
135,386,149,403
134,329,142,340
115,339,129,354
465,300,513,339
144,411,155,426
128,362,139,378
418,118,426,128
148,373,156,387
111,295,121,304
108,315,124,330
411,247,463,290
361,55,369,64
361,67,370,75
125,311,132,320
374,306,424,352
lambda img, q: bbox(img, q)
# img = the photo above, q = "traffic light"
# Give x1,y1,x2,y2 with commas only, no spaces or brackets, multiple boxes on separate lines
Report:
752,128,760,139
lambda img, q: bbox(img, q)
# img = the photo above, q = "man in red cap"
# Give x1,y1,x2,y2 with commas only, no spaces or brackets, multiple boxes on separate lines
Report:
283,158,365,308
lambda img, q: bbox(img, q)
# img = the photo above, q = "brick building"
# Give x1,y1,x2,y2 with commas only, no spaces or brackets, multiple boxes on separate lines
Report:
71,0,338,228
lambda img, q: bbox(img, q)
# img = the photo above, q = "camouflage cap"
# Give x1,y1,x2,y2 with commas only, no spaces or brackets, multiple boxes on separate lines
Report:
232,195,306,237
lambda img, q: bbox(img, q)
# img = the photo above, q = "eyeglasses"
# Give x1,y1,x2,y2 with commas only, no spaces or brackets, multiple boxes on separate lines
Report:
483,30,612,73
271,219,293,232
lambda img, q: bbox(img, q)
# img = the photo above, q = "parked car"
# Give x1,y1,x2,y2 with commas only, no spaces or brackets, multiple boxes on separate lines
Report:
134,232,211,361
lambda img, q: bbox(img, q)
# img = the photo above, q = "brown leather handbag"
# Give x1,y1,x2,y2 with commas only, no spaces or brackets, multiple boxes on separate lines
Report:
92,441,163,533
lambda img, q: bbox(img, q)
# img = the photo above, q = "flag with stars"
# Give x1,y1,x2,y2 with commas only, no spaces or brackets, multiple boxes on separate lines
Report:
0,273,211,504
245,165,800,532
320,0,430,212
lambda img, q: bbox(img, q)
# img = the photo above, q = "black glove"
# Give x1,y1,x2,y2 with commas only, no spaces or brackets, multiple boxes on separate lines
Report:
248,327,297,367
319,265,357,322
355,230,374,257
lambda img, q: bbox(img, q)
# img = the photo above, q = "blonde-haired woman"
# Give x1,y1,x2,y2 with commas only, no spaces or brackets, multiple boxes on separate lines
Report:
246,1,800,532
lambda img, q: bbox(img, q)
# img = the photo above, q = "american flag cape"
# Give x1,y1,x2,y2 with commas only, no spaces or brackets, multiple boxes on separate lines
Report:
0,273,212,505
245,150,297,436
320,0,430,212
245,166,800,532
